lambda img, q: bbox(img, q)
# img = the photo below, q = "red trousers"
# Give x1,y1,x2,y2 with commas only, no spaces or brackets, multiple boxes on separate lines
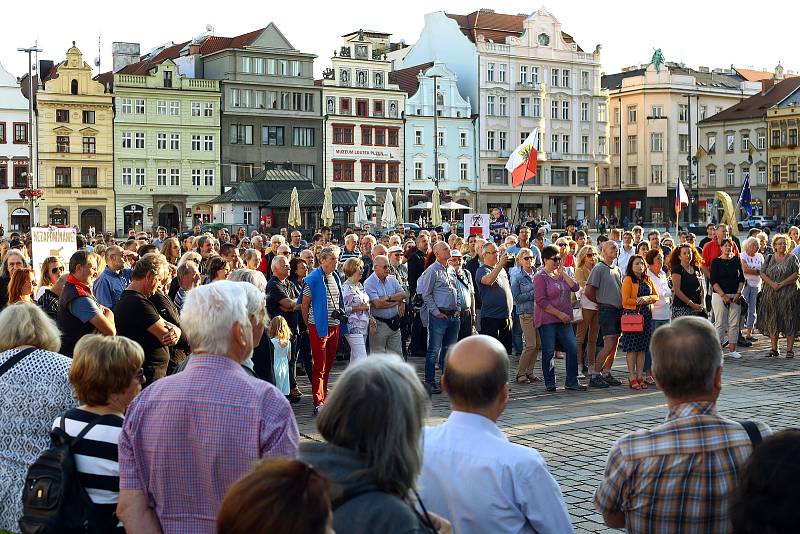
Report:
309,323,340,406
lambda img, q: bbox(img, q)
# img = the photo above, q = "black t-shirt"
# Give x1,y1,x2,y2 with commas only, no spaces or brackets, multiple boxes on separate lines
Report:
674,265,702,307
114,290,169,383
266,276,299,332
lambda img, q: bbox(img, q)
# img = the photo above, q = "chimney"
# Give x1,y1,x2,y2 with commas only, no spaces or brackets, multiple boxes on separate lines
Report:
761,78,775,94
112,42,141,72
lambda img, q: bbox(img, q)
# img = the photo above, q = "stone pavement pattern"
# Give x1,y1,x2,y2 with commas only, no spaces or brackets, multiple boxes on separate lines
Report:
292,338,800,533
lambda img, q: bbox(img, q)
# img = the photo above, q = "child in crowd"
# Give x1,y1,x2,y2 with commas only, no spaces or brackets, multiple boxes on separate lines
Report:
269,316,292,397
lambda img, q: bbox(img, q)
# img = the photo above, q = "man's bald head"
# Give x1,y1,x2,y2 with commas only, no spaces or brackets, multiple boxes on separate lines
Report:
444,335,509,410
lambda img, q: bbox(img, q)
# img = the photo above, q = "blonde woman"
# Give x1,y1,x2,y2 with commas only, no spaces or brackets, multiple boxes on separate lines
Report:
37,256,65,300
574,245,599,378
341,257,372,364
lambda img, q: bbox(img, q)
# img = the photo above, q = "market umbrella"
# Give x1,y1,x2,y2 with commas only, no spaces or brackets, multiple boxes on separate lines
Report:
439,201,471,210
355,191,369,227
321,186,334,227
287,187,302,228
410,201,433,210
394,188,404,225
431,187,442,226
381,189,397,228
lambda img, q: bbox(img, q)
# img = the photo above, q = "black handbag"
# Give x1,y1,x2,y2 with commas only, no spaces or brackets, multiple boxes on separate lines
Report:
375,315,402,331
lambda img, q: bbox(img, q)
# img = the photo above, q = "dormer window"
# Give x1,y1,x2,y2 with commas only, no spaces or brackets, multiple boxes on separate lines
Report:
537,33,550,46
355,44,368,60
164,70,173,88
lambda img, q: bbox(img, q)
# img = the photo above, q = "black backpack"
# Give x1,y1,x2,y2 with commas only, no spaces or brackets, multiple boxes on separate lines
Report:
19,415,104,534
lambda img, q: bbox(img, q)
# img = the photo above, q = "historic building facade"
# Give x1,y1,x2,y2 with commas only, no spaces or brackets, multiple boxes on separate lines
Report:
602,62,761,225
767,82,800,219
110,51,221,233
0,61,32,232
321,30,406,218
393,61,478,217
697,72,799,220
36,45,115,233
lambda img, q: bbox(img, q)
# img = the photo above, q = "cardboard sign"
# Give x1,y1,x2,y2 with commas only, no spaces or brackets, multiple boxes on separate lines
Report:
31,227,77,277
464,213,490,238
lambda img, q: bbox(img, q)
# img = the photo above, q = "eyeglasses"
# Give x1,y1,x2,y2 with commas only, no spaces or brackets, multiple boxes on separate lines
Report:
51,266,65,274
548,256,563,263
135,368,146,384
521,256,532,261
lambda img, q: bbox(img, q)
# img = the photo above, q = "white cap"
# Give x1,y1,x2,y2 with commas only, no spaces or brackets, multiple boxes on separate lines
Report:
387,245,403,253
450,249,463,258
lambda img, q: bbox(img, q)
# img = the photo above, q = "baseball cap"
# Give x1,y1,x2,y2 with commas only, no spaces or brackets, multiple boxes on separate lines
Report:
387,245,403,254
450,249,463,258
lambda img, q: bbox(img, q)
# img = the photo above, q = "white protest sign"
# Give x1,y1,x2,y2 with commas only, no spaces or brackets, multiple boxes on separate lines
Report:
31,227,77,277
464,213,490,239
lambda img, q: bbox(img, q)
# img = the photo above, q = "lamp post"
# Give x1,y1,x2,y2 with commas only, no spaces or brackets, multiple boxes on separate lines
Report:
18,45,42,230
681,92,697,225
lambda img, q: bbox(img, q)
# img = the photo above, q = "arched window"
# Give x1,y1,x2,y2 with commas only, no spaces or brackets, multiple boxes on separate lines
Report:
71,79,78,95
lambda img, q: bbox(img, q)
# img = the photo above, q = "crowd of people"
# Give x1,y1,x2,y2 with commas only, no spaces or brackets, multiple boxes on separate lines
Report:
0,218,797,533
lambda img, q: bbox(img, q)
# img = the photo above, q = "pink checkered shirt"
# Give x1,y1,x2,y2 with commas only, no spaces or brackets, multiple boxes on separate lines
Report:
118,354,299,534
594,401,770,534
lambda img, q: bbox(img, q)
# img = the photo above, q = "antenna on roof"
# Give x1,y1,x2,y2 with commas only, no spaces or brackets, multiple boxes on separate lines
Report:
94,35,101,70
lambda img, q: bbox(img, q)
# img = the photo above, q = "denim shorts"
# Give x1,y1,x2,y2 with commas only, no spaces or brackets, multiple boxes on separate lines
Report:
598,306,622,338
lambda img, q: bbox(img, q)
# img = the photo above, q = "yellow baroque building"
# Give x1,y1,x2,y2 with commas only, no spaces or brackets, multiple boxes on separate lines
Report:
37,44,115,233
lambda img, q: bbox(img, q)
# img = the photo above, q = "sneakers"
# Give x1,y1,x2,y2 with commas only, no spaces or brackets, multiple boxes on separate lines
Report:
313,405,324,417
603,373,622,386
737,337,753,348
727,351,742,359
589,375,610,388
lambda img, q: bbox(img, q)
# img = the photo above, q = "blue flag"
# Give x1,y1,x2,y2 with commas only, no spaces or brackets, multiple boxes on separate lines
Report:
738,174,752,217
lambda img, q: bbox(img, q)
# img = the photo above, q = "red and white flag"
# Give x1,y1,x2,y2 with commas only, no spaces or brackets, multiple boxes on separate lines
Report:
675,176,689,214
505,128,539,187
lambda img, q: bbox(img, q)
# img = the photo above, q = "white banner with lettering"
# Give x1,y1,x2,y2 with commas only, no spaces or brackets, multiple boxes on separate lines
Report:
464,213,490,238
332,147,398,160
31,227,77,277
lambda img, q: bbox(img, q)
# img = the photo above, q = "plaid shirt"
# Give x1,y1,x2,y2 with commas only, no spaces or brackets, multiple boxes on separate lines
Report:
118,355,299,534
594,401,769,534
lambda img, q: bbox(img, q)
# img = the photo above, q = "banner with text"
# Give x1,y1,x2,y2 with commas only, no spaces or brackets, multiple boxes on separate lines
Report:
31,227,77,277
464,213,490,238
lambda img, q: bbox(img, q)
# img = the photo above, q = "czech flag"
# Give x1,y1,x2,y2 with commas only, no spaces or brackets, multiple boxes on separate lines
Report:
506,128,539,187
675,176,689,215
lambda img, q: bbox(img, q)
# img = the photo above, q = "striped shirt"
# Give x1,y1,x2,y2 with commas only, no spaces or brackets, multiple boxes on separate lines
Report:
53,408,124,532
594,401,770,534
302,272,341,326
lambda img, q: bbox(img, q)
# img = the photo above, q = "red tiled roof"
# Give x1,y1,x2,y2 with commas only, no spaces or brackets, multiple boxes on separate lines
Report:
196,27,264,56
445,10,583,52
734,67,797,82
389,62,434,96
118,41,189,75
701,77,800,123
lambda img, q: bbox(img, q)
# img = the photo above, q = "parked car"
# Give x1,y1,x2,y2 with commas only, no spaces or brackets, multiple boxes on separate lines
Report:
745,216,778,229
399,223,421,232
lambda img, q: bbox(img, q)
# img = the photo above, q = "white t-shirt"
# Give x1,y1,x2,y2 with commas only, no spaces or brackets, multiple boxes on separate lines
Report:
740,252,763,288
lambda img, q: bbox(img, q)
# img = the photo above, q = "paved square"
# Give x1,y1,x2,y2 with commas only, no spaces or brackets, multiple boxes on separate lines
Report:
292,338,799,533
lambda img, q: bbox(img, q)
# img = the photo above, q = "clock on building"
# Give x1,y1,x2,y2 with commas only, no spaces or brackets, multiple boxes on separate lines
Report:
537,33,550,46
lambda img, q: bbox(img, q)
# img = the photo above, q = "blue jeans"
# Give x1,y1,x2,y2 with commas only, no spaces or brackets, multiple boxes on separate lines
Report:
426,314,460,385
539,322,579,388
512,309,524,355
742,285,759,330
644,319,670,372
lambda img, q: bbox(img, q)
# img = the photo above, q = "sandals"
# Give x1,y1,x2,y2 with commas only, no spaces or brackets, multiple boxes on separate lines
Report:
629,378,642,390
787,350,795,359
526,373,543,383
516,375,531,384
643,375,656,386
767,350,779,358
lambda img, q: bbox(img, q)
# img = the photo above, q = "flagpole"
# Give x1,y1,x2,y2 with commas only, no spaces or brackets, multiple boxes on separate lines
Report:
509,168,529,232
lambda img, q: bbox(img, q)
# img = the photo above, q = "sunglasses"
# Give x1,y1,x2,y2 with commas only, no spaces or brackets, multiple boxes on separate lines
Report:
51,266,65,274
549,256,563,263
586,252,596,257
521,256,532,261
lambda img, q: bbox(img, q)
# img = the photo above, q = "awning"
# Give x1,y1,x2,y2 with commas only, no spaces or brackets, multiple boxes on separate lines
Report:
268,188,379,209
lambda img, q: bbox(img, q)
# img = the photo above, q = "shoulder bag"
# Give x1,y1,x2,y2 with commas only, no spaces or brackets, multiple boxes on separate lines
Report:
621,307,644,333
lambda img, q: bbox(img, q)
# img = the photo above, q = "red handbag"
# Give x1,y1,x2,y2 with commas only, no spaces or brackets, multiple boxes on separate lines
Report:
621,311,644,333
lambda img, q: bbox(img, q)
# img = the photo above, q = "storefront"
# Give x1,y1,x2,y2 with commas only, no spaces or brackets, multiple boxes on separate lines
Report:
767,191,800,220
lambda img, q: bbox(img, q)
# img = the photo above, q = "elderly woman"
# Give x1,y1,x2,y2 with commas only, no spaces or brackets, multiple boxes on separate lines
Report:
510,247,540,384
7,266,37,305
341,257,372,364
0,249,26,311
178,250,202,268
243,248,262,270
757,234,800,358
160,237,182,266
299,357,450,534
59,335,144,532
534,245,586,392
0,304,75,531
740,237,763,341
37,256,65,300
228,268,273,382
575,245,600,378
554,238,575,270
644,249,671,385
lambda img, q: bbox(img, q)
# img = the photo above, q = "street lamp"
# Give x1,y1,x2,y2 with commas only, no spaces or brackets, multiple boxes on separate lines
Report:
681,92,697,225
18,45,42,229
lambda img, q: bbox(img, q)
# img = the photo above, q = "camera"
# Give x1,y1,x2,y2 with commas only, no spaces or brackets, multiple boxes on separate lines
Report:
330,308,349,322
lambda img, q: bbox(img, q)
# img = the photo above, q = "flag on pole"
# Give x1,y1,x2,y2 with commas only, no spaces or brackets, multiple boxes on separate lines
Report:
738,173,753,217
747,140,757,164
506,128,539,187
675,176,689,215
695,145,707,160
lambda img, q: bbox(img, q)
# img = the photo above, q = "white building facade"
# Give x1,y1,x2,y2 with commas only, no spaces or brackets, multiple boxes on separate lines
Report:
396,62,477,218
0,61,33,232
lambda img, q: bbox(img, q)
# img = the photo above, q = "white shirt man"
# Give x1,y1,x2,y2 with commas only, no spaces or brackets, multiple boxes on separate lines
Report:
419,336,573,534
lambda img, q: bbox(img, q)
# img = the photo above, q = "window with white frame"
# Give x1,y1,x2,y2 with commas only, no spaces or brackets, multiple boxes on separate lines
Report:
157,133,167,150
267,59,276,75
498,63,506,82
551,68,559,87
134,132,145,149
562,134,569,154
520,132,528,145
726,168,734,186
598,136,607,155
414,161,423,180
460,131,468,147
533,97,541,117
231,89,241,107
679,104,689,122
757,166,766,184
293,128,314,147
204,135,214,151
708,134,717,153
290,60,301,77
581,135,589,154
487,131,495,150
170,101,179,116
170,133,180,150
497,131,506,151
437,130,445,147
170,168,180,186
628,135,637,154
499,96,507,116
191,102,201,116
242,56,252,73
486,63,495,82
561,69,570,88
243,207,253,226
531,66,539,84
191,135,201,151
278,60,288,76
551,100,559,119
460,161,468,180
627,106,637,123
679,134,690,153
613,136,620,154
135,168,146,186
157,168,167,186
203,103,214,117
254,58,264,75
551,134,559,153
598,103,607,122
122,167,132,186
487,96,495,115
741,133,750,152
726,134,735,152
651,105,663,118
192,169,201,187
156,100,166,115
742,167,750,185
581,102,589,121
627,166,637,185
651,165,663,184
255,91,265,108
757,131,766,150
520,97,530,116
708,168,717,186
204,169,214,187
134,99,145,114
519,65,528,84
414,130,422,145
242,90,252,108
651,133,663,152
562,101,569,120
437,162,446,180
121,98,132,114
581,71,589,90
121,132,132,149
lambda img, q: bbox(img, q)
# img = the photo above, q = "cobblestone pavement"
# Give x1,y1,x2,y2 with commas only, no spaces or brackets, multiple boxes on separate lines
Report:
292,336,800,533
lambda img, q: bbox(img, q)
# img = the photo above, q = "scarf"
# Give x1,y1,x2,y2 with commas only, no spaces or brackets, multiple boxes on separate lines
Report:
67,273,92,298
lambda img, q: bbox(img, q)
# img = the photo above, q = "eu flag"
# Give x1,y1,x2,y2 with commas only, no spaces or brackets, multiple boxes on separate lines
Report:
739,174,752,217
